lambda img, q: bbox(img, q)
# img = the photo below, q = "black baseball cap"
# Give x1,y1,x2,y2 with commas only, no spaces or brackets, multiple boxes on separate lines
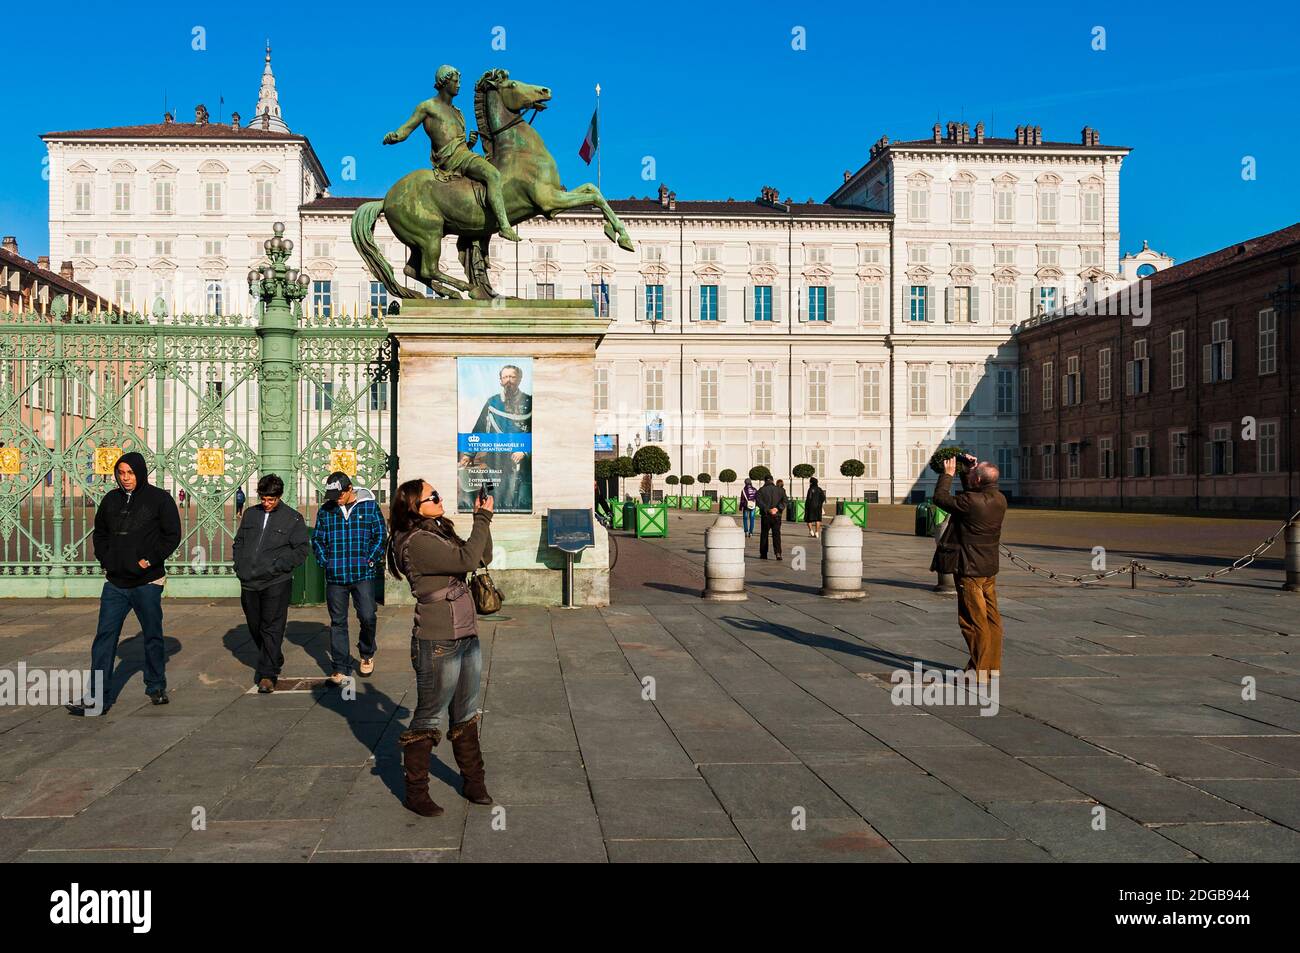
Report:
324,471,353,502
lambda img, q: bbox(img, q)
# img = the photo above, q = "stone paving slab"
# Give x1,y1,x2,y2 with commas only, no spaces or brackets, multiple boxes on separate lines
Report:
2,508,1299,861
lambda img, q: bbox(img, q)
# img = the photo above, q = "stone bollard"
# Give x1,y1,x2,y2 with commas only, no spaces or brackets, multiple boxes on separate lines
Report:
1286,518,1300,592
703,514,747,601
932,512,956,594
820,516,865,599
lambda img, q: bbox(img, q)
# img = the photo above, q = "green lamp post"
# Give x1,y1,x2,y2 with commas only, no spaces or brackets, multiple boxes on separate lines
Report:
248,222,310,506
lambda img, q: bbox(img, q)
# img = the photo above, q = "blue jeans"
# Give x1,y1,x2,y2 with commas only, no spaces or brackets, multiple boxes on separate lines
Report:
92,581,166,706
326,580,378,675
741,505,756,535
409,636,482,734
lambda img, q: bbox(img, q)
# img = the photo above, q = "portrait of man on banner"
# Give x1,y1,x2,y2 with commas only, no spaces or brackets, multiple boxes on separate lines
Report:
457,357,533,513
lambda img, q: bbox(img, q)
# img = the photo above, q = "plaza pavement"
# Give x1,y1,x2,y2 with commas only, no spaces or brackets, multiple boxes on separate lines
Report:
1,505,1298,862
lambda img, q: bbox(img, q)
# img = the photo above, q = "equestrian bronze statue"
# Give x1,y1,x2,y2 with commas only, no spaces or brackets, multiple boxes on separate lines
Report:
352,67,635,300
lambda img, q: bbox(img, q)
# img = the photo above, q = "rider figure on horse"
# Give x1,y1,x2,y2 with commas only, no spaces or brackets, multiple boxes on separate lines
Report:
382,64,521,242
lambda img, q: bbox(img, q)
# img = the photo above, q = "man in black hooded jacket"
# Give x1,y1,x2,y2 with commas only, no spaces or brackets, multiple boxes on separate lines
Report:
71,451,181,714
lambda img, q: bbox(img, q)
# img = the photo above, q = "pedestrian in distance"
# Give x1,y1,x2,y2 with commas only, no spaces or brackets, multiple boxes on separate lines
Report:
234,486,246,518
232,474,310,694
71,452,181,715
932,453,1007,681
387,478,495,817
313,471,386,684
740,478,758,537
805,476,826,538
755,475,787,561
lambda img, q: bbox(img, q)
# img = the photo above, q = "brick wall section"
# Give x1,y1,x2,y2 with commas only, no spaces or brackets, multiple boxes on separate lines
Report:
1016,223,1300,515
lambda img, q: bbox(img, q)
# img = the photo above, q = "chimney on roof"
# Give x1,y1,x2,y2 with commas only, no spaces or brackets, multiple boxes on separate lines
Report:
1034,125,1042,145
932,122,942,144
657,183,670,208
974,121,985,144
946,121,956,142
668,190,677,211
37,255,50,271
231,111,241,130
1015,125,1024,145
59,261,74,281
163,111,174,124
843,169,852,183
195,104,209,125
1,236,16,256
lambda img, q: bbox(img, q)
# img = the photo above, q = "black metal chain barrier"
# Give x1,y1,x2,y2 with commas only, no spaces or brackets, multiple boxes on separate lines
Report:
997,508,1300,588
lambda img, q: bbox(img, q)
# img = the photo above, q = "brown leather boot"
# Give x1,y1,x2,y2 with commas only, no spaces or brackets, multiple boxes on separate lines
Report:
447,715,492,805
397,728,444,817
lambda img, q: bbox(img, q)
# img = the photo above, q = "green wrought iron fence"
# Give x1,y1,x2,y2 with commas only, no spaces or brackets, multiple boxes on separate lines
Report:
0,300,393,597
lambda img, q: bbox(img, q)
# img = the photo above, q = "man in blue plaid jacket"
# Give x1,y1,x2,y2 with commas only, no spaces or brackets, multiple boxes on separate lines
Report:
313,471,386,682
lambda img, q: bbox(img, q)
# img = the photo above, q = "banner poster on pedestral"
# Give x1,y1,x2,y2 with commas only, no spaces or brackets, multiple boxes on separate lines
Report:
457,356,534,514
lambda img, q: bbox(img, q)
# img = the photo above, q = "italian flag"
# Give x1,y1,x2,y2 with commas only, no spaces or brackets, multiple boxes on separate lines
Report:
578,109,598,164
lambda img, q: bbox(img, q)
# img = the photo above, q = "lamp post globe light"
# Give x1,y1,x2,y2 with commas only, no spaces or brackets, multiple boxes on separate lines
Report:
248,222,310,316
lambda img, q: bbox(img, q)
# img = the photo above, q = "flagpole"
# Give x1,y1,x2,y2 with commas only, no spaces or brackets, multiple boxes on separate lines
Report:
595,83,601,193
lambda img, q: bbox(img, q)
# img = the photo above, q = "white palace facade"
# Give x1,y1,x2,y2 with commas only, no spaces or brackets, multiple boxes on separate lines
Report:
40,53,1142,503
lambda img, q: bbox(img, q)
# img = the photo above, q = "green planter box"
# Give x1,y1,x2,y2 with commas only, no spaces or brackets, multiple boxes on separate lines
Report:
719,496,739,515
697,496,715,512
635,503,668,538
664,495,679,508
786,499,805,522
607,502,624,529
840,500,868,528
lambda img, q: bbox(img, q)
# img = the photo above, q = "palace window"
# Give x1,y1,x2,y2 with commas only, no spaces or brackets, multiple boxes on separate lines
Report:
591,281,610,318
806,286,828,322
1259,420,1280,473
535,283,555,300
1081,189,1102,224
950,286,971,323
995,285,1016,324
1041,361,1054,410
995,188,1015,224
909,365,928,415
752,285,773,321
997,367,1016,415
952,187,972,223
1019,366,1029,412
114,180,132,213
312,280,332,318
74,180,92,213
753,366,774,413
863,446,879,479
1127,339,1149,395
154,179,173,214
807,365,827,413
204,181,223,213
1207,424,1233,475
1170,329,1185,390
113,239,132,256
594,367,609,411
1062,355,1081,405
644,366,664,411
1259,309,1277,375
908,286,928,322
369,281,388,318
1098,347,1112,401
1170,429,1188,476
1204,318,1232,383
698,366,718,412
1131,433,1150,477
255,179,274,213
1042,445,1055,480
1038,188,1058,224
645,284,665,321
698,285,718,321
861,364,881,414
205,281,224,316
908,185,929,222
153,239,172,257
1037,287,1057,314
952,364,974,413
861,283,881,324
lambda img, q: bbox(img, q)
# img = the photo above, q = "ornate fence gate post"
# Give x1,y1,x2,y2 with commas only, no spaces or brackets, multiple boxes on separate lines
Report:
248,222,309,506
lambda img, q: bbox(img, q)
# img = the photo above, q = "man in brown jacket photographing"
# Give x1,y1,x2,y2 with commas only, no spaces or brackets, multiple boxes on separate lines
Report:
933,453,1007,679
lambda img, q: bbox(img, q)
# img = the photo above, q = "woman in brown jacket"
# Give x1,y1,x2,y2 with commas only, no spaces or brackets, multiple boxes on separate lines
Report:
387,478,494,817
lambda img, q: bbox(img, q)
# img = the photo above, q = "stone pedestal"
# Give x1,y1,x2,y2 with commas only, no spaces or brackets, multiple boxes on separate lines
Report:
388,299,610,606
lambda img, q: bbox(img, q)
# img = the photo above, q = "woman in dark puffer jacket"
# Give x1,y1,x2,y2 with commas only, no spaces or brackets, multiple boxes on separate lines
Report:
387,478,494,817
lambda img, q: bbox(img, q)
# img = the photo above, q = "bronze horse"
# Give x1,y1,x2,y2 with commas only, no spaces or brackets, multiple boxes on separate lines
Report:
352,69,634,299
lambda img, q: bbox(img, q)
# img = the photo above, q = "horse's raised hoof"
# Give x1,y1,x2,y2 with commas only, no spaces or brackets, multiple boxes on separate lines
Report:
617,234,636,252
497,225,521,242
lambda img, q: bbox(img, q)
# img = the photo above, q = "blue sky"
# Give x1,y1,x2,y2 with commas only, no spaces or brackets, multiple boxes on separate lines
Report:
3,0,1297,264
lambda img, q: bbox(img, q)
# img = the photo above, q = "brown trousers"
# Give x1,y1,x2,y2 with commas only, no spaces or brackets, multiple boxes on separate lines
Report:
956,575,1003,674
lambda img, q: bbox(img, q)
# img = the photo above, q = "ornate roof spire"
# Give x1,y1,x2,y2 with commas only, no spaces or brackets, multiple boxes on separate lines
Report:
254,40,289,133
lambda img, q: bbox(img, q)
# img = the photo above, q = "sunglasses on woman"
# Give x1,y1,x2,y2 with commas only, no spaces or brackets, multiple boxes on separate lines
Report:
421,490,441,505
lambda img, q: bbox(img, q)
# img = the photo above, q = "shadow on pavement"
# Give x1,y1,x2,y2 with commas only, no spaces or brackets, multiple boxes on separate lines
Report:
721,615,954,673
